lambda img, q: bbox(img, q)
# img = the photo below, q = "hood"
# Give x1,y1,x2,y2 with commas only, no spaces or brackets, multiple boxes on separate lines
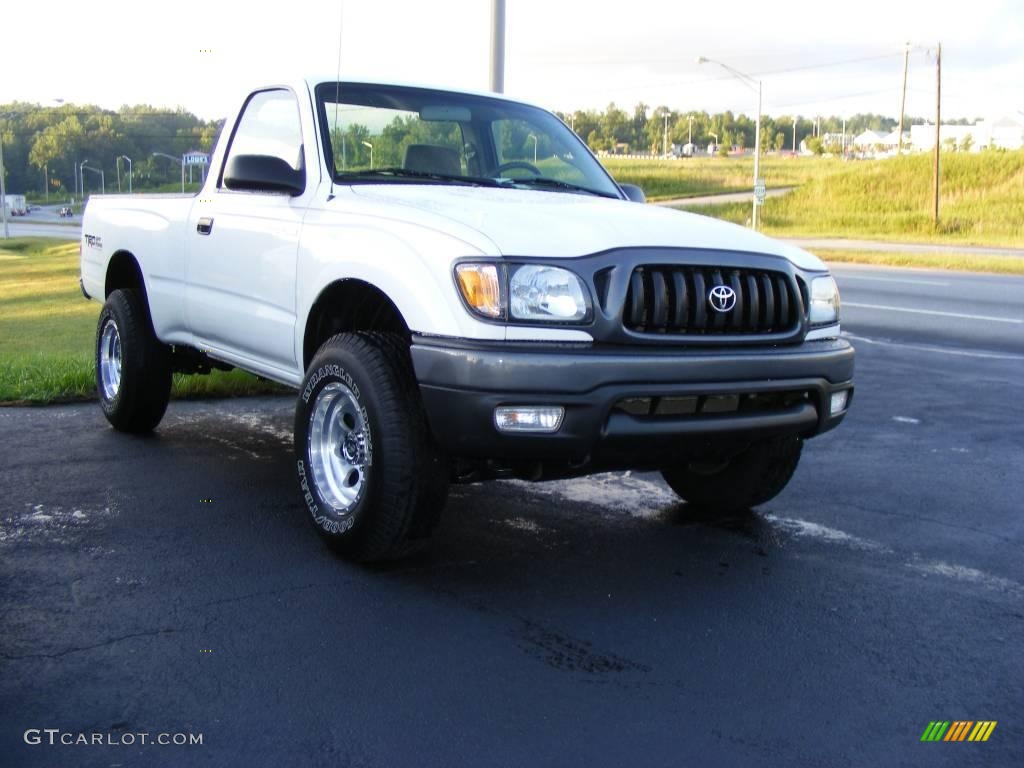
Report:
349,184,827,271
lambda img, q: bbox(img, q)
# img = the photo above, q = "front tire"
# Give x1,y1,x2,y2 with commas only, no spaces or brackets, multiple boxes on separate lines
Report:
661,436,803,513
294,332,449,561
95,289,172,433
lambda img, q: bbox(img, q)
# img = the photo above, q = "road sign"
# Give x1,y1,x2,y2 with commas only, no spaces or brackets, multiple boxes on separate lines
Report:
184,151,210,167
754,178,766,204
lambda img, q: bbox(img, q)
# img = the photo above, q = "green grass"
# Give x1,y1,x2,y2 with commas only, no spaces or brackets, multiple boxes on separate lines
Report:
677,150,1024,247
602,155,842,201
0,238,287,404
814,249,1024,275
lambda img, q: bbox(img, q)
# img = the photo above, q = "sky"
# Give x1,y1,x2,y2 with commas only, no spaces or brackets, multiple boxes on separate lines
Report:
3,0,1022,122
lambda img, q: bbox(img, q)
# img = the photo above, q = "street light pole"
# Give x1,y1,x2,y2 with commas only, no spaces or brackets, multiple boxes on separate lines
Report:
120,155,133,194
80,159,90,201
698,56,763,230
528,134,538,164
709,132,718,154
663,114,668,157
688,115,694,146
360,140,373,169
754,80,761,229
83,165,105,195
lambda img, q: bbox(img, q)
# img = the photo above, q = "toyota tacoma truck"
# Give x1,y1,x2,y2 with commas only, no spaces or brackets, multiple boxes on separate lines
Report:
80,78,854,560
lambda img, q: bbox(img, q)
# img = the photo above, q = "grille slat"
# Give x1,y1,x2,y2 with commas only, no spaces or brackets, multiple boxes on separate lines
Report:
760,274,775,331
691,271,707,330
623,265,800,336
744,273,759,332
728,271,743,332
628,271,646,327
671,271,688,328
650,270,669,330
775,275,789,330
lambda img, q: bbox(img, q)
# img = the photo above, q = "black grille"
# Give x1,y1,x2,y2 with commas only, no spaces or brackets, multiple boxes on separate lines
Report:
623,265,801,335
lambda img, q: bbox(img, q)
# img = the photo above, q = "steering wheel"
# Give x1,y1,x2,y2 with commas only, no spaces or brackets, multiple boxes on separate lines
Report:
496,160,542,177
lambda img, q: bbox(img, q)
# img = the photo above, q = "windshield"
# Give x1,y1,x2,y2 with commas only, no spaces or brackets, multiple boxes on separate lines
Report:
315,82,622,199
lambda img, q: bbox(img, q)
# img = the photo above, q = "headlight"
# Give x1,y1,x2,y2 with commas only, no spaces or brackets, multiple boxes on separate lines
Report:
454,262,591,323
509,265,589,322
809,276,840,325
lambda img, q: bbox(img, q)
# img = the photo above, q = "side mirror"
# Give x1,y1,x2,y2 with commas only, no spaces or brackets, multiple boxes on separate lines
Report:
223,154,304,196
619,183,646,203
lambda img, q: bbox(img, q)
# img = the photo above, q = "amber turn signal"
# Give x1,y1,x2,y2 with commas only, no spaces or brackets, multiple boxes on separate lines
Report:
455,263,503,319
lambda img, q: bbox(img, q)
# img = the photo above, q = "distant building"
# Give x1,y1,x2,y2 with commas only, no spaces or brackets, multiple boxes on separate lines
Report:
853,129,887,148
910,114,1024,151
852,129,905,157
987,114,1024,149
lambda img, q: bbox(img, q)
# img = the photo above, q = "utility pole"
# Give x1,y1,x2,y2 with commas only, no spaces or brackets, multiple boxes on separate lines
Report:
897,41,909,153
489,0,506,93
0,126,8,239
793,116,798,153
663,113,668,157
933,42,942,225
688,115,694,146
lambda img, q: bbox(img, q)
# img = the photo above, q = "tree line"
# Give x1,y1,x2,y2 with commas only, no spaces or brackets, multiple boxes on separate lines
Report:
0,102,223,198
2,99,963,197
554,104,946,155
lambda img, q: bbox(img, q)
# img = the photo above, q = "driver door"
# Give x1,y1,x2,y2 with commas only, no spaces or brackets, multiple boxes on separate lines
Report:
185,88,310,375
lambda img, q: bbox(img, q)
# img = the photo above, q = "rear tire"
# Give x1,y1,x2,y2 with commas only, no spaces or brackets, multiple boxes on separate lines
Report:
95,289,172,433
294,332,449,561
661,436,803,513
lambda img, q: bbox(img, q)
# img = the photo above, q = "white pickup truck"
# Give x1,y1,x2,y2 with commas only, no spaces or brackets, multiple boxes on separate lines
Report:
80,78,853,560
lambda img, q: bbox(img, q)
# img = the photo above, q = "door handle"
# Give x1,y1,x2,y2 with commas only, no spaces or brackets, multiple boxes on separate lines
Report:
197,217,214,235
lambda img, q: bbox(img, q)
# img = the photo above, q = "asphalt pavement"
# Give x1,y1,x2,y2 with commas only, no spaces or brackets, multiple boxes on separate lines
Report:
1,266,1022,766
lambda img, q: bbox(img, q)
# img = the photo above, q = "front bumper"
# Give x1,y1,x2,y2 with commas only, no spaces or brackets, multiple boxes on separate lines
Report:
412,336,854,463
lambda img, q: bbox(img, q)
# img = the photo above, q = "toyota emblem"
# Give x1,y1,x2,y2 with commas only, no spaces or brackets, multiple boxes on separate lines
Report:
708,285,737,312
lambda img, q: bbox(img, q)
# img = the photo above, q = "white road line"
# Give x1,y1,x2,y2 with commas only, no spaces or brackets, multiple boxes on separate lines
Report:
832,274,949,287
843,302,1022,324
842,332,1024,361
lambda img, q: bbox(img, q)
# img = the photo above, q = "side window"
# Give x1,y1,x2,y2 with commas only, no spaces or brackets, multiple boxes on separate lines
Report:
223,90,304,184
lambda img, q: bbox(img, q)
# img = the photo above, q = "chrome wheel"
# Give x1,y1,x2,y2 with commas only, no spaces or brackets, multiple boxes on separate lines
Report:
99,319,122,401
308,381,370,515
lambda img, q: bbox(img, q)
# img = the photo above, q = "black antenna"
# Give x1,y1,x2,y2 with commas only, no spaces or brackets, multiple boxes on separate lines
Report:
328,0,344,200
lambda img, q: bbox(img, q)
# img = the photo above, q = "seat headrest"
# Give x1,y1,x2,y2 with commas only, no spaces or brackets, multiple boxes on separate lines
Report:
403,144,461,176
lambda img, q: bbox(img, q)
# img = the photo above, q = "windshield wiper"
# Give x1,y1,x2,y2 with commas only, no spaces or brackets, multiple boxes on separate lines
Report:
504,176,620,199
337,167,506,188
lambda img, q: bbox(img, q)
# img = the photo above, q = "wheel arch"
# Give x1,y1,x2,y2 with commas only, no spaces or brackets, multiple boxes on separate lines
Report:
302,279,411,370
104,250,158,332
